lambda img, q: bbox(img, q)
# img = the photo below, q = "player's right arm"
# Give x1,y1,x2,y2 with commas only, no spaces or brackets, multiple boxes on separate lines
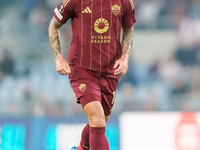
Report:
48,17,71,75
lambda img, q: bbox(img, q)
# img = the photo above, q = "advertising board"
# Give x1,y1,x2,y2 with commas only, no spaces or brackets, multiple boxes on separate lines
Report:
120,112,200,150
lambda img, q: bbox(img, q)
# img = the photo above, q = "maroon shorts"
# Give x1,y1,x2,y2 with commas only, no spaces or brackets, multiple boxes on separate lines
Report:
68,66,119,116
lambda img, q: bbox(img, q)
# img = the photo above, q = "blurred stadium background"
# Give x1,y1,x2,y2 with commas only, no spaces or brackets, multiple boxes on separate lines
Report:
0,0,200,149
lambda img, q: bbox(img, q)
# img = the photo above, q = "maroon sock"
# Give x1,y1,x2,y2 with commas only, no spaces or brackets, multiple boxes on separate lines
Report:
79,123,90,150
89,126,109,150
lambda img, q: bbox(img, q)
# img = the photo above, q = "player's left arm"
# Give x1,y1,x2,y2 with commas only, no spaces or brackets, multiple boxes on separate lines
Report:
114,26,134,76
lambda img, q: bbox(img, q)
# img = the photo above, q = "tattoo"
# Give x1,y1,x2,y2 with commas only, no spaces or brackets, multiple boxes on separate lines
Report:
48,17,63,58
122,26,134,59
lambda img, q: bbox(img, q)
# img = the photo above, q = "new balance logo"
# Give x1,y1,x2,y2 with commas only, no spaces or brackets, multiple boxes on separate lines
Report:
82,7,92,13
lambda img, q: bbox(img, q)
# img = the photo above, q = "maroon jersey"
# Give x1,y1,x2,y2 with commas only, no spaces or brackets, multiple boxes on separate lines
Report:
53,0,136,76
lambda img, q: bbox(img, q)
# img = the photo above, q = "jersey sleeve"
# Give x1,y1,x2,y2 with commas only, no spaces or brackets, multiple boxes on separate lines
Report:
53,0,76,24
122,0,136,28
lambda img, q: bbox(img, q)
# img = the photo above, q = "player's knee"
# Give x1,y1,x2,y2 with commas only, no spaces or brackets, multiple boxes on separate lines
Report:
89,115,106,127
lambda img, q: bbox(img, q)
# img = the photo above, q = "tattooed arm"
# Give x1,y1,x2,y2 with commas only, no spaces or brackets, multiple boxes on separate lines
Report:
48,17,62,58
121,26,134,59
114,26,134,76
48,17,71,75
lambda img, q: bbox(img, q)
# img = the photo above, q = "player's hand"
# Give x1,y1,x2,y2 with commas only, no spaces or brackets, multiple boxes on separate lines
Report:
55,55,71,75
114,55,128,76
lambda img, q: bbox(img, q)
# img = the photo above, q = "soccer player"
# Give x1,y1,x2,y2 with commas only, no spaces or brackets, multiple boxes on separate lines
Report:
48,0,136,149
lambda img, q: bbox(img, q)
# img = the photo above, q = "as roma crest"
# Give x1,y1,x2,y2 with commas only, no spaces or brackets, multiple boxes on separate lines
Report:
111,4,120,16
58,4,64,14
79,83,86,92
